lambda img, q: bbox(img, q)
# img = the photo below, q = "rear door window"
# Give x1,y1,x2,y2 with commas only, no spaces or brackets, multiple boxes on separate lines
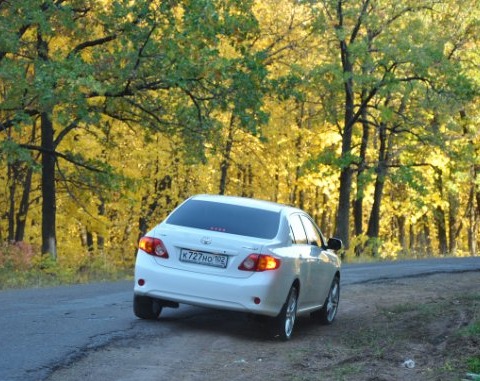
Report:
289,215,308,244
166,199,280,239
300,215,323,246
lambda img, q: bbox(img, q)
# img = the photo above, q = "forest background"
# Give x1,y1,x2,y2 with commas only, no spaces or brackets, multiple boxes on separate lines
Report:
1,0,479,287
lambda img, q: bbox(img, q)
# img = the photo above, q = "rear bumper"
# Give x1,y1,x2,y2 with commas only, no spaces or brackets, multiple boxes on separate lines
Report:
134,251,289,316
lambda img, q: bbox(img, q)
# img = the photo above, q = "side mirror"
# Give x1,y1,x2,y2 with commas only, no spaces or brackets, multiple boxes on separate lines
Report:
327,238,343,251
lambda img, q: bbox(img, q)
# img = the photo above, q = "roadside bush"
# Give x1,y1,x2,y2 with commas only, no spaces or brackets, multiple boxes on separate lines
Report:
0,241,37,270
0,241,132,289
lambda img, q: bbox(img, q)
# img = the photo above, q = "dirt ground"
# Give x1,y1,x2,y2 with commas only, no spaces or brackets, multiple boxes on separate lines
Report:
47,271,479,381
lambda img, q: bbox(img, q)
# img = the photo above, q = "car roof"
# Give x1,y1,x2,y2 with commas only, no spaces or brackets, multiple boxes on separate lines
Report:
190,194,300,214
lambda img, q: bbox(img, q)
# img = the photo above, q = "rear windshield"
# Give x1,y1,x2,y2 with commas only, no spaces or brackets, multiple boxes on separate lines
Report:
166,199,280,239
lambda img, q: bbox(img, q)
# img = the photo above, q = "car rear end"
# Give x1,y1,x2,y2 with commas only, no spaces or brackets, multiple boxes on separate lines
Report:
134,195,295,316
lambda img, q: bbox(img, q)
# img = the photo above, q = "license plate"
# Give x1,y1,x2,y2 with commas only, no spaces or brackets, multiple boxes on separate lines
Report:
179,249,228,268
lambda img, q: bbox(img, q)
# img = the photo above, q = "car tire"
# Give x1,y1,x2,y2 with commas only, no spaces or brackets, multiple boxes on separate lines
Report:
272,285,298,340
133,295,162,320
312,276,340,325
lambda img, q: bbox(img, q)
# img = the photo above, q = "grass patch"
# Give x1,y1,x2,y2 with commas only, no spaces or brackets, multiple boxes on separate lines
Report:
329,363,365,381
380,300,446,331
460,317,480,376
0,266,132,289
0,254,132,290
0,241,133,290
381,302,417,315
340,325,397,358
462,320,480,337
467,356,480,374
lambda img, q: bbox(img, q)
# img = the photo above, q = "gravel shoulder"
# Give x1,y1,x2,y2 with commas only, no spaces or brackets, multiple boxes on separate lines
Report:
46,271,480,381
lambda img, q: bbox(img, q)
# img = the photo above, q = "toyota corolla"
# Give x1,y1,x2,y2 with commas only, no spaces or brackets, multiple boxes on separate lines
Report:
133,194,342,340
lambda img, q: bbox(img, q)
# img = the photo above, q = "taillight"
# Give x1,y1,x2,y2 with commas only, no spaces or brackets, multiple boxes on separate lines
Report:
238,254,281,271
138,237,169,258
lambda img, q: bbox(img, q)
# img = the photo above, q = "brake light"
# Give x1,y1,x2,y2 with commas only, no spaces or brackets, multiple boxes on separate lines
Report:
138,237,169,258
238,254,281,271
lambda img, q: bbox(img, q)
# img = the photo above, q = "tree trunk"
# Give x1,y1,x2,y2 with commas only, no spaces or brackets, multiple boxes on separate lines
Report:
40,111,57,259
433,167,448,255
461,109,478,256
366,122,390,256
467,185,477,256
423,215,433,255
320,193,332,239
7,163,15,241
335,83,354,247
37,27,57,258
15,166,33,242
334,1,355,248
86,231,94,253
219,115,235,195
434,205,448,255
334,0,375,249
409,224,415,253
97,199,105,251
239,164,253,198
475,175,480,255
353,104,370,255
291,100,305,207
448,191,459,254
397,215,407,254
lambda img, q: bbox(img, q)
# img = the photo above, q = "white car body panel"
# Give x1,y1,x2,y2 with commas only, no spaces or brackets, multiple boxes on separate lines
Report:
134,194,341,318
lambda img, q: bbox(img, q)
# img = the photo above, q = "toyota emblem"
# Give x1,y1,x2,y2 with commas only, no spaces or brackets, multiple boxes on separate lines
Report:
200,236,212,245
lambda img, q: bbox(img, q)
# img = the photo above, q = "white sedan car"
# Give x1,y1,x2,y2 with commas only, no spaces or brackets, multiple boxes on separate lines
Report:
133,194,342,340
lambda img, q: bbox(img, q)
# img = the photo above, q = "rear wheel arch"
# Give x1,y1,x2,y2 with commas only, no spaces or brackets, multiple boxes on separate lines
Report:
288,278,301,306
292,278,300,296
271,282,299,340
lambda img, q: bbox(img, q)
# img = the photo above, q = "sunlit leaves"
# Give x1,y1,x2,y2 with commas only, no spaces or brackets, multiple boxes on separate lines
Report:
0,0,479,263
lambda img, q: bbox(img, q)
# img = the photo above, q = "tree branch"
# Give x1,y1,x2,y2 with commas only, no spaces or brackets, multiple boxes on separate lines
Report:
350,0,371,44
19,144,105,173
54,119,80,148
124,24,158,94
0,110,39,133
68,35,117,58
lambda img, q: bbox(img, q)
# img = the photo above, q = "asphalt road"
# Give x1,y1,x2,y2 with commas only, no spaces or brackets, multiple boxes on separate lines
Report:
1,256,479,381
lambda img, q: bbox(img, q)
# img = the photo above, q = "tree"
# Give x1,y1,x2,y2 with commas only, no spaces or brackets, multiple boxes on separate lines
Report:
1,0,268,258
301,0,478,251
1,1,152,257
1,0,479,267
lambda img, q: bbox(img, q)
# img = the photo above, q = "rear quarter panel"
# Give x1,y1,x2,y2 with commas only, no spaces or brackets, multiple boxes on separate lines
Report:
270,212,341,314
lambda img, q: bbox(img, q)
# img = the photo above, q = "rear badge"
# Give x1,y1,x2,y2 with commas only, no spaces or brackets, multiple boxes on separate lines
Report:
200,236,212,245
